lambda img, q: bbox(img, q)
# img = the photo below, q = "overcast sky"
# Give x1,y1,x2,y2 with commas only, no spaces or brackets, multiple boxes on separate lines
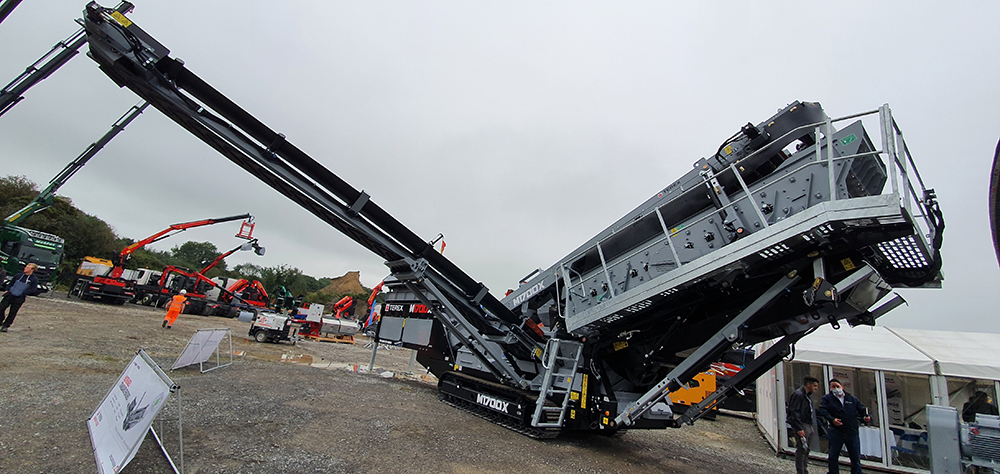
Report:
1,1,998,333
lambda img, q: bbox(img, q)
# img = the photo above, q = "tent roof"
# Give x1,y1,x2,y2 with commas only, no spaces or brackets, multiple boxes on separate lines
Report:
788,325,1000,380
888,328,1000,380
791,326,937,375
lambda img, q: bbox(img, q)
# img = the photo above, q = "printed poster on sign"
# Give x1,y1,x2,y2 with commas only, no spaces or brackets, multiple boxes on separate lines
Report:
88,351,173,474
884,374,905,426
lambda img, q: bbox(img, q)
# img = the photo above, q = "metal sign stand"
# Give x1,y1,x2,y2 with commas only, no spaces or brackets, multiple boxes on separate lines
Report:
150,385,183,474
171,328,233,373
200,329,232,373
88,349,181,474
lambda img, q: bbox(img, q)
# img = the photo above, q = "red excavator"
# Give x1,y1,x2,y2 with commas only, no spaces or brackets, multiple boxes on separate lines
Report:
294,296,360,341
363,281,384,330
133,238,267,317
69,214,253,304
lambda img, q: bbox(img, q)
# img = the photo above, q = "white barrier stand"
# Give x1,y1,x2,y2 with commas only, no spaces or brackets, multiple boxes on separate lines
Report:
171,328,233,372
88,349,181,474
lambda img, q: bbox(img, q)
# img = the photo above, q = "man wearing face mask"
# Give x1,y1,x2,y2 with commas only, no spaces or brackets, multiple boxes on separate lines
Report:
818,379,870,474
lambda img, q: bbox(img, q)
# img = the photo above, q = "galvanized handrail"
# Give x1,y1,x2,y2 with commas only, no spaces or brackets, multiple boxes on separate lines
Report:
561,108,884,269
562,105,934,300
565,144,873,292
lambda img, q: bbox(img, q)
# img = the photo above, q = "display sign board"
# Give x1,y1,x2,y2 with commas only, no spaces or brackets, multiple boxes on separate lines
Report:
401,318,433,346
88,350,174,474
378,316,405,341
172,328,232,371
378,316,432,347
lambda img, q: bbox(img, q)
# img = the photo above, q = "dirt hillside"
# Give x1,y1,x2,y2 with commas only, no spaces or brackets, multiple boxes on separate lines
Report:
320,271,368,297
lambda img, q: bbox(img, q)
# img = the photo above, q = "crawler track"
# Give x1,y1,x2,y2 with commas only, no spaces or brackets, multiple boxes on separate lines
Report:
438,372,560,439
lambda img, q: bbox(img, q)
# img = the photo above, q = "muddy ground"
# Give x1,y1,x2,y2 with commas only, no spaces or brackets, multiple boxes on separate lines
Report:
0,294,799,473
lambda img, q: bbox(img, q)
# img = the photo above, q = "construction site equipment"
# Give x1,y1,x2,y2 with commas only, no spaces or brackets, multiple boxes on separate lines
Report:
270,286,301,315
330,296,356,319
70,213,252,304
201,277,268,316
927,405,1000,472
249,311,300,344
81,3,944,437
201,239,267,312
1,101,148,287
201,238,264,274
1,2,139,286
295,298,362,342
135,264,215,310
134,248,268,317
132,239,265,314
362,281,385,330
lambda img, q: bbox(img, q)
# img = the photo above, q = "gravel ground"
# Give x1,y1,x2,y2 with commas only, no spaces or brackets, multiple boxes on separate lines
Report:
0,294,799,473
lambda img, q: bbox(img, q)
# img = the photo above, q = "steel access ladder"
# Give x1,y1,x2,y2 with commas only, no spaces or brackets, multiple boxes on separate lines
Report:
531,339,584,428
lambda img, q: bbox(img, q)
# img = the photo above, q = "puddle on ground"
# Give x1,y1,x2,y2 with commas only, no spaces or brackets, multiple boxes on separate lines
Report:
235,351,438,384
240,352,314,365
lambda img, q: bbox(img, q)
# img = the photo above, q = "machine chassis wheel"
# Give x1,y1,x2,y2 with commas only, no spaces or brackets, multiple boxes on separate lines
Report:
254,330,269,343
139,294,154,306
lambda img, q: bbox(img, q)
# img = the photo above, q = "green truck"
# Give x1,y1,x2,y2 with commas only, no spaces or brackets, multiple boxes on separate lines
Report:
0,225,64,286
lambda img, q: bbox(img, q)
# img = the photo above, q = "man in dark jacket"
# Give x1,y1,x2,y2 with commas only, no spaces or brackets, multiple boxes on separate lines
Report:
962,391,999,423
0,263,41,332
788,376,821,473
817,378,870,474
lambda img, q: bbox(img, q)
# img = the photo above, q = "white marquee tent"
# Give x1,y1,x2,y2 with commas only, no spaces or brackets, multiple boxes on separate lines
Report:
755,325,1000,473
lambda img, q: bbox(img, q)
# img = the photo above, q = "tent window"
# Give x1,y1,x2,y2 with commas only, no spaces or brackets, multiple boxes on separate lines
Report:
885,371,931,470
947,378,998,423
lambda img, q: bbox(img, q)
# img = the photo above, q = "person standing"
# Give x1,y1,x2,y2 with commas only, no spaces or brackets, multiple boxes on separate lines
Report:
818,378,871,474
788,375,821,474
962,391,999,422
162,289,187,329
0,263,41,332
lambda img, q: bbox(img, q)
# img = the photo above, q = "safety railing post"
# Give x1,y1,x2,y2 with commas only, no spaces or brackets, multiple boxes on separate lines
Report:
888,106,911,217
559,264,576,316
595,243,616,298
881,104,899,199
731,164,769,229
826,120,837,201
655,208,683,270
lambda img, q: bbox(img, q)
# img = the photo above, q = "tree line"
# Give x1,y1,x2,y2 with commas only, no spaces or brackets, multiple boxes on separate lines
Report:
2,175,369,307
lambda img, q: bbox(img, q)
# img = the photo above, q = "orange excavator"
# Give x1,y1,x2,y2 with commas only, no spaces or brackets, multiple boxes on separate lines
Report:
134,238,266,316
70,214,253,304
331,296,356,319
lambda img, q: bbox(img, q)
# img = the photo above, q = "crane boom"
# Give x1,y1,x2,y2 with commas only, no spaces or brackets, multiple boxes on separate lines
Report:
71,212,253,304
199,238,263,274
0,0,24,25
0,2,133,117
110,213,252,278
4,101,148,226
